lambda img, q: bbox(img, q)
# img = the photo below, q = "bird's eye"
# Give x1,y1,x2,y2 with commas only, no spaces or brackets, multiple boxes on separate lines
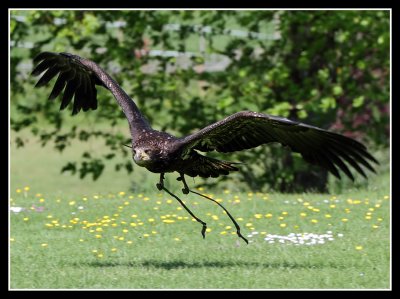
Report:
144,149,150,154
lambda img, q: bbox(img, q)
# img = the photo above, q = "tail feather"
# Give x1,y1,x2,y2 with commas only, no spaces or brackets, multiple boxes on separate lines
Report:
183,153,240,178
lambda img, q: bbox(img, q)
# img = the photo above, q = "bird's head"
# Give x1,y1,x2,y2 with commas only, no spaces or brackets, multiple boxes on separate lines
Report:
133,147,158,167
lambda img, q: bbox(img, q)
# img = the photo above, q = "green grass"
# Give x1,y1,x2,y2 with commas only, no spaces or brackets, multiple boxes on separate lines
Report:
10,131,390,289
10,188,390,289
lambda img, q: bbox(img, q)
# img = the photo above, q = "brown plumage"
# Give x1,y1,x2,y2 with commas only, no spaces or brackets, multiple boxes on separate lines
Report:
32,52,378,244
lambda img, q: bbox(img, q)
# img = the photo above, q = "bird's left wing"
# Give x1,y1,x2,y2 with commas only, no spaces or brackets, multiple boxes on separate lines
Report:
179,111,378,180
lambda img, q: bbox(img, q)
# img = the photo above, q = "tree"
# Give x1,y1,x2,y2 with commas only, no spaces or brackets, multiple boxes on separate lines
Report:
10,10,390,192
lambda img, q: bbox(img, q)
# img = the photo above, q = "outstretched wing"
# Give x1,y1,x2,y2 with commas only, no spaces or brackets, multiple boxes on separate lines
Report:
180,111,378,180
31,52,105,115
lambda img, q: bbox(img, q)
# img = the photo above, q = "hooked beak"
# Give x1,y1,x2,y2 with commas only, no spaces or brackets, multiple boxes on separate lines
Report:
134,150,150,165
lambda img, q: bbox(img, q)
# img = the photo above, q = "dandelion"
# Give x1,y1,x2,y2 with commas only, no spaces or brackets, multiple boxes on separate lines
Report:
265,213,273,218
122,229,129,233
118,191,125,196
355,245,363,251
174,237,180,241
95,235,102,239
225,225,232,230
111,248,117,252
39,198,45,203
41,243,48,247
325,214,332,218
300,212,307,217
118,237,124,241
10,238,15,242
206,228,212,233
372,225,379,229
212,215,219,220
97,254,104,258
163,219,175,224
16,189,22,193
143,234,150,237
280,223,287,228
23,217,29,222
151,231,157,234
127,241,133,244
24,186,30,191
245,223,253,227
79,239,84,242
330,204,336,208
220,231,227,235
148,218,155,222
311,219,318,224
341,218,348,222
69,201,76,206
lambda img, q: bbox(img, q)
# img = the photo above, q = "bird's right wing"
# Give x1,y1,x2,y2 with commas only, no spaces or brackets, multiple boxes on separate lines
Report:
32,52,105,115
180,111,378,181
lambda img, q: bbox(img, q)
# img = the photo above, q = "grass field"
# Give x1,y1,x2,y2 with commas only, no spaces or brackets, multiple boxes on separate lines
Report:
10,132,391,289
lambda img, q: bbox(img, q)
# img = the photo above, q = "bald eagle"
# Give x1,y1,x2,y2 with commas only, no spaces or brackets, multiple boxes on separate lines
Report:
32,52,378,244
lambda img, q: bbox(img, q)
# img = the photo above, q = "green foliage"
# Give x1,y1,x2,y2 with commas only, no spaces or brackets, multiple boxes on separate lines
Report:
10,10,390,192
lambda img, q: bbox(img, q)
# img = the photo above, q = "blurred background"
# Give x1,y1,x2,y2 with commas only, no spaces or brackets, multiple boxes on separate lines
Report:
10,10,390,195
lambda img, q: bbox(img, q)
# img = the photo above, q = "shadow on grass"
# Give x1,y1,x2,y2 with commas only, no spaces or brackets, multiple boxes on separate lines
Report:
73,259,347,270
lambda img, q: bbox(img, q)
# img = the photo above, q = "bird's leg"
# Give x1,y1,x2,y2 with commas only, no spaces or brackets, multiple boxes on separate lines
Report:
160,185,207,239
188,188,249,245
156,173,165,191
177,173,189,194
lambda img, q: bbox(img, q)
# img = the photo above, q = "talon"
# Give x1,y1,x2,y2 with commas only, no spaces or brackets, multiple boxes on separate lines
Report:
201,224,207,239
156,183,163,190
182,188,189,194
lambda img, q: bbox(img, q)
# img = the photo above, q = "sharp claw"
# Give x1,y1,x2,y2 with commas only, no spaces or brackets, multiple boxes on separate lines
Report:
201,225,207,239
156,183,163,190
182,188,189,194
